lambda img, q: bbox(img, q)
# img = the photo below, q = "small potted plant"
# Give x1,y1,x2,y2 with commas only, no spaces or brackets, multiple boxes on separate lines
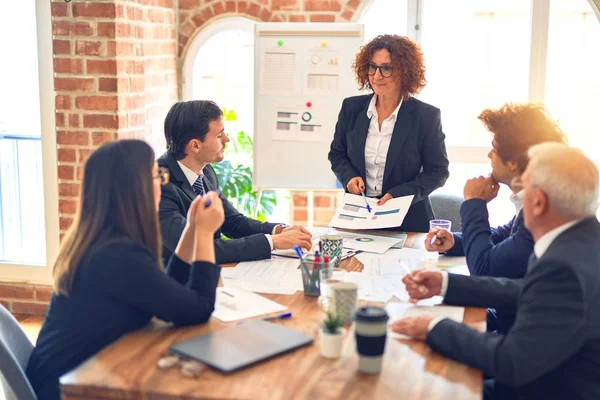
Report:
319,311,345,359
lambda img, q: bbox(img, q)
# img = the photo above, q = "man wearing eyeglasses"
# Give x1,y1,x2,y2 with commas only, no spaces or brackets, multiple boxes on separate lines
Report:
425,103,567,333
328,34,450,233
157,100,312,265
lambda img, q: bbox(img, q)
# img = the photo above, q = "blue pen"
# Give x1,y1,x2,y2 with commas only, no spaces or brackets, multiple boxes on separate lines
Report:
293,245,304,259
361,191,372,213
264,312,292,322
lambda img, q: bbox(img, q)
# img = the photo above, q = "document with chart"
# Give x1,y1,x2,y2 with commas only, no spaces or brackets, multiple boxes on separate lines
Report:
329,193,414,230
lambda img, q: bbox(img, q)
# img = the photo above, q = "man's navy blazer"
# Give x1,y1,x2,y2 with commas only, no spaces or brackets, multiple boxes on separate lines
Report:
428,217,600,400
157,152,278,265
328,95,449,232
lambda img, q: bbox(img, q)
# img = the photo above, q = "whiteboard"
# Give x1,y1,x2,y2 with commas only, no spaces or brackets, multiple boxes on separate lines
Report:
253,23,364,190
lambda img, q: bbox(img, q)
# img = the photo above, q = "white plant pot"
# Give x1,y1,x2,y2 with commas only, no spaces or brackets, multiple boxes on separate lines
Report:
319,328,345,359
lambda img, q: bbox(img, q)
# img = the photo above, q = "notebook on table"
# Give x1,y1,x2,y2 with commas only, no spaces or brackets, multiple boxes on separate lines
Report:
169,320,313,373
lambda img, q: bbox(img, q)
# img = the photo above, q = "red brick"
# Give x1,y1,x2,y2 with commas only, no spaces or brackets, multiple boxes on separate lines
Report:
54,58,83,74
238,1,249,14
57,165,75,180
78,149,93,163
59,183,80,197
116,4,126,18
99,78,118,92
72,3,116,18
53,39,71,55
69,114,81,128
35,287,54,302
56,95,71,110
341,10,353,21
55,77,94,92
181,21,196,37
214,2,226,15
105,41,117,57
247,3,261,18
0,285,33,299
115,23,132,38
76,95,118,111
293,209,308,222
53,21,94,36
293,194,308,207
83,114,119,129
57,131,89,146
309,14,336,22
97,22,115,38
192,14,205,27
179,0,200,10
0,300,10,311
52,2,68,17
92,132,116,146
56,112,66,127
127,6,144,20
347,0,360,10
314,195,332,208
225,1,236,12
149,9,166,23
12,302,48,316
272,0,299,11
305,0,342,12
58,148,77,163
271,15,286,22
59,199,78,215
86,59,117,75
259,8,272,21
288,14,306,22
75,40,103,56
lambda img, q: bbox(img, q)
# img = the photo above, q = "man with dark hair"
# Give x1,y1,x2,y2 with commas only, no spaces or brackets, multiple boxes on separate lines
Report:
425,103,567,333
158,100,312,265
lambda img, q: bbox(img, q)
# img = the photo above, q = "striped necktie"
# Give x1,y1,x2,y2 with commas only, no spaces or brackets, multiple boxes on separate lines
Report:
192,175,205,197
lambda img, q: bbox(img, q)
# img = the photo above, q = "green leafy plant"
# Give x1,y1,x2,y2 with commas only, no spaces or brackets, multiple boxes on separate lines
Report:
211,108,277,221
322,311,345,334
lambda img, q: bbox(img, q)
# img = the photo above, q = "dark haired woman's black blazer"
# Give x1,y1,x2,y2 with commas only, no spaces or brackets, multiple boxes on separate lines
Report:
26,240,220,400
328,94,450,232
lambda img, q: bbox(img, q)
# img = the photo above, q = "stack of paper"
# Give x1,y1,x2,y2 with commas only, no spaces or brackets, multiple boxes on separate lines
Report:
329,193,414,230
221,259,301,295
212,287,288,322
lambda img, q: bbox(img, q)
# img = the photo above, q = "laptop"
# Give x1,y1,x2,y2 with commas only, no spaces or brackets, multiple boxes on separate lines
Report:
169,320,313,373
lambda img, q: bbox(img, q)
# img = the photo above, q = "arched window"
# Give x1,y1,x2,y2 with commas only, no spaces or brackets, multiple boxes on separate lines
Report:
182,18,290,223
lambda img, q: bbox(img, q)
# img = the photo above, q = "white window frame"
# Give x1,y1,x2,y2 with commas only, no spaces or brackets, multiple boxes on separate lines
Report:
181,17,256,101
0,0,59,284
356,0,600,165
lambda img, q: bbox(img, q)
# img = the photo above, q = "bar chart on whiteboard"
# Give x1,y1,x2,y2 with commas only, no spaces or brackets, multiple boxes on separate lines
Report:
329,193,414,230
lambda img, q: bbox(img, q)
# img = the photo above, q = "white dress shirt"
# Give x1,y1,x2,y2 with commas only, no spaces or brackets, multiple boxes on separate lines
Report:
176,161,277,250
427,218,583,333
364,95,403,197
510,190,524,214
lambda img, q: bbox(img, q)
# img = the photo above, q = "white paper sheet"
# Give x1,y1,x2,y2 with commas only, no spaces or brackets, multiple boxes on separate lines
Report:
259,49,298,94
330,193,414,230
385,302,464,340
221,259,300,295
212,287,288,323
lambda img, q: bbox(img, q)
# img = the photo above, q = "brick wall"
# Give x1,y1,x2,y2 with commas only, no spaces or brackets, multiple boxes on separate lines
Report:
1,0,365,315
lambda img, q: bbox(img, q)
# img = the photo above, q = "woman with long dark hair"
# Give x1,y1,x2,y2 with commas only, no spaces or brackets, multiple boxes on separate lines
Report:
26,139,224,400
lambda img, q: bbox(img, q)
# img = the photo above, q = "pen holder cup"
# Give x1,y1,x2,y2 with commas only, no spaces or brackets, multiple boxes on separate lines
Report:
300,256,337,297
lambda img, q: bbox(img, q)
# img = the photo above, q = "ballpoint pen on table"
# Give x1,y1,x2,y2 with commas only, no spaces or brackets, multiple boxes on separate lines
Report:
360,190,372,213
294,245,310,278
263,312,292,322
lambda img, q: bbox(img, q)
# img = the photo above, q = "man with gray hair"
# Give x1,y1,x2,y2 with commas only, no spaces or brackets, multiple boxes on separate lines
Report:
391,143,600,400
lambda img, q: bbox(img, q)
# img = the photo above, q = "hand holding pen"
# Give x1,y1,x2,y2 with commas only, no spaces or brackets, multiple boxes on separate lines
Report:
360,190,372,213
425,227,454,252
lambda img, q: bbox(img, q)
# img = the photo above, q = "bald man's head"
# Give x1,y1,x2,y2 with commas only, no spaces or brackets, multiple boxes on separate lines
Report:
523,143,599,220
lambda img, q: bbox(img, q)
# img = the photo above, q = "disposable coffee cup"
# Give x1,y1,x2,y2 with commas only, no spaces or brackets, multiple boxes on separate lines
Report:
354,306,389,374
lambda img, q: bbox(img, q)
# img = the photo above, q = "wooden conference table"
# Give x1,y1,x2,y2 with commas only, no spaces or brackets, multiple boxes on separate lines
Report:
60,233,485,400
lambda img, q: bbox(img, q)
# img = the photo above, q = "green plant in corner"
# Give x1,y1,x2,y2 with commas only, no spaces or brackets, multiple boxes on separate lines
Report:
211,108,277,221
322,311,345,334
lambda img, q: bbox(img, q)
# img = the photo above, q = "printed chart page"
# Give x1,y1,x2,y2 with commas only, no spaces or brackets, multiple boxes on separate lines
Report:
329,193,414,229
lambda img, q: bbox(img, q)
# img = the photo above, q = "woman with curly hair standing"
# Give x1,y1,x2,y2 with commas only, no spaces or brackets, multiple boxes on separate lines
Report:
328,35,449,232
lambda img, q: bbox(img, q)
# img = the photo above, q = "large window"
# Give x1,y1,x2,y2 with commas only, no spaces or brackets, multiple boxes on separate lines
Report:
0,0,58,281
360,0,600,225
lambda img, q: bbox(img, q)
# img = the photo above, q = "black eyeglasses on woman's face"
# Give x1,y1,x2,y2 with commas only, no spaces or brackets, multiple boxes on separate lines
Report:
153,167,170,186
367,62,394,78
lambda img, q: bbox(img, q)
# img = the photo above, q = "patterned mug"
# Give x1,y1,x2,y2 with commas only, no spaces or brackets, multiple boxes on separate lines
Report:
320,235,343,267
